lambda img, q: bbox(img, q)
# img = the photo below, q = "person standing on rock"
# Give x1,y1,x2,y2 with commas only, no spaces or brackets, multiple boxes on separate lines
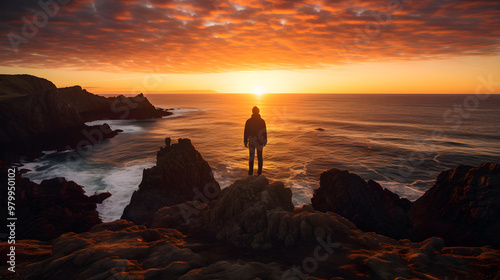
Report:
244,106,267,175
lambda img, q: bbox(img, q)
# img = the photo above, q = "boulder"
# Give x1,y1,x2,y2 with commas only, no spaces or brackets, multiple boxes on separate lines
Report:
121,138,220,225
311,168,413,240
0,172,110,241
410,162,500,248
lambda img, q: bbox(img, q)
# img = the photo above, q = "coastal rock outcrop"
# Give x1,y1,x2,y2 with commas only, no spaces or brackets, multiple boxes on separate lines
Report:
0,74,169,161
2,149,500,279
311,168,413,240
205,175,366,250
0,171,110,241
3,186,500,280
58,86,171,121
410,162,500,248
121,138,220,225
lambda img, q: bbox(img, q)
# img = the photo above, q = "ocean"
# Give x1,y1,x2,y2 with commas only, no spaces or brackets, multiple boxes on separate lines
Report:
20,94,500,222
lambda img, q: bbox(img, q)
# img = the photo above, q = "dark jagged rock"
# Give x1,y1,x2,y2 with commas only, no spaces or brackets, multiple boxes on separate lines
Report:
121,138,220,225
58,86,171,122
2,160,500,279
0,77,117,161
410,162,500,248
0,171,110,241
5,175,499,280
0,74,171,161
89,191,112,204
311,168,413,240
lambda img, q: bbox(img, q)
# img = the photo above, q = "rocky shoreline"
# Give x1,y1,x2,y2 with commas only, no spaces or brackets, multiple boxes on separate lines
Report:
0,74,171,161
1,138,499,279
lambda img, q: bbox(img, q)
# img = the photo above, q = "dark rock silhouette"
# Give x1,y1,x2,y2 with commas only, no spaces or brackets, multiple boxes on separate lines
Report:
410,162,500,248
4,175,500,279
0,74,57,101
0,171,110,241
205,175,357,249
58,86,171,122
0,74,170,161
311,168,413,240
88,191,112,204
121,138,220,225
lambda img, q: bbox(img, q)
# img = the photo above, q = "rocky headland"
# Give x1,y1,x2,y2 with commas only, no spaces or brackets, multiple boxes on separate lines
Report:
1,139,499,280
0,74,171,161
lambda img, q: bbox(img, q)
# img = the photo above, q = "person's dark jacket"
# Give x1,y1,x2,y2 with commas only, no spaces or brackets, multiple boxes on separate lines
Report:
244,113,267,148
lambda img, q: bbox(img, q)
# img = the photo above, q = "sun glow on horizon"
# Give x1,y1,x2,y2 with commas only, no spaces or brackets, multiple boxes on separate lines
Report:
253,85,265,96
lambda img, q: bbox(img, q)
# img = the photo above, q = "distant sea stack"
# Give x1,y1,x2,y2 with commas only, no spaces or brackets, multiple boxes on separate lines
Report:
0,74,170,161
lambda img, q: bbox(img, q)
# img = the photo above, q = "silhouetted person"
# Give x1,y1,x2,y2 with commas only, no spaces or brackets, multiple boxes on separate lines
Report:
244,106,267,175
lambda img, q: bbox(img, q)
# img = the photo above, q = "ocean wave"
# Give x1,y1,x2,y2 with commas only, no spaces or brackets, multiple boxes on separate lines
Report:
21,157,154,222
98,161,155,222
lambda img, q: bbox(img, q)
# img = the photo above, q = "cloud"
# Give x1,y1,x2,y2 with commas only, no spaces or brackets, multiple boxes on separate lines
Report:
0,0,499,73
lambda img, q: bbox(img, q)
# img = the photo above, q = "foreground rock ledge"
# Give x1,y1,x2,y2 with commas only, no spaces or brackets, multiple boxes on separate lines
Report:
2,175,499,279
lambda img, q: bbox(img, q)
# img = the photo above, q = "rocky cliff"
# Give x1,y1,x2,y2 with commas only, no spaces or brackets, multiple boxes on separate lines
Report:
410,162,500,248
0,86,119,160
58,86,171,121
121,138,220,225
0,74,170,161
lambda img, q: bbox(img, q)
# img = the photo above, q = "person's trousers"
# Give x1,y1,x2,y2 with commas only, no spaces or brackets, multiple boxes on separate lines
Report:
248,145,263,175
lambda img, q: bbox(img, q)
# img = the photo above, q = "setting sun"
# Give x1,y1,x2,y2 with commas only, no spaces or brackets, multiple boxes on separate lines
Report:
253,85,265,96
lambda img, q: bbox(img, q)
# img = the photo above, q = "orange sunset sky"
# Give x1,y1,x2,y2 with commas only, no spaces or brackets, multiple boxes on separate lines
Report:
1,0,499,94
